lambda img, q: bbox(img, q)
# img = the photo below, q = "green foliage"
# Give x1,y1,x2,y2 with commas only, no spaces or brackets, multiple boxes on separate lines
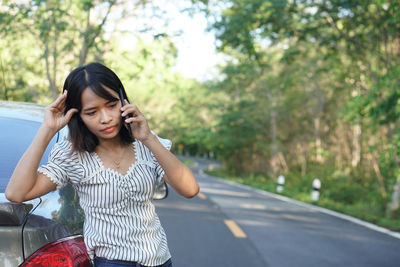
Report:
195,0,400,225
103,33,213,155
179,158,195,166
0,0,144,101
363,65,400,124
1,0,400,229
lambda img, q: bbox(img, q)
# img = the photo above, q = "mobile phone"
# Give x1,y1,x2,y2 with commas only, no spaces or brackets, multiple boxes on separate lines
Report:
119,88,133,138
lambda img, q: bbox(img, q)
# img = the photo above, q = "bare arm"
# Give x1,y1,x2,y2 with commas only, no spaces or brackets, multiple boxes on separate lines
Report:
5,91,78,203
122,101,199,198
143,134,199,198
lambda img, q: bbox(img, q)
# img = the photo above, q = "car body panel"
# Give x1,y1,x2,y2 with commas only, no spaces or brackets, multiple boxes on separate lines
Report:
0,194,41,267
0,101,82,266
0,101,166,266
0,224,24,266
0,101,46,123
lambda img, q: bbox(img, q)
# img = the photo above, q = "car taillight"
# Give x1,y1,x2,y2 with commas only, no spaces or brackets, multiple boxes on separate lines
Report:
20,235,91,267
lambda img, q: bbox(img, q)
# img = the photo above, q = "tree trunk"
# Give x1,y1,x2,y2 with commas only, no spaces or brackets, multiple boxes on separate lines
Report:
312,81,324,163
44,36,58,100
79,1,115,66
278,152,289,173
43,5,59,100
388,123,398,166
295,142,308,176
387,181,400,217
314,117,322,162
52,28,58,98
351,123,362,168
368,152,387,199
0,56,8,100
79,8,91,66
386,122,400,216
335,121,352,170
270,108,278,174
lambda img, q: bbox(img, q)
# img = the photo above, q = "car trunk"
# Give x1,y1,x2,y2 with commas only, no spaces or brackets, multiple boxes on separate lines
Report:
22,193,70,260
0,198,39,267
0,194,71,266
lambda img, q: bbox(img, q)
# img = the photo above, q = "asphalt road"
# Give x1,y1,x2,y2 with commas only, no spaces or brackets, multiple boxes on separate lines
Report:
155,158,400,267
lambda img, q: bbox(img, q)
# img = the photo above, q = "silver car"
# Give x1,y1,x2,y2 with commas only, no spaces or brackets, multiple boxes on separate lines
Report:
0,101,168,266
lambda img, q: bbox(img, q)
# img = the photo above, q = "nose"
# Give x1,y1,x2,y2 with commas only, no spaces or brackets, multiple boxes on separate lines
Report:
99,109,112,124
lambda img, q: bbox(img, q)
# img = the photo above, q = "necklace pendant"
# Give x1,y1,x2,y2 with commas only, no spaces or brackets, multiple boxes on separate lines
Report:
114,161,121,169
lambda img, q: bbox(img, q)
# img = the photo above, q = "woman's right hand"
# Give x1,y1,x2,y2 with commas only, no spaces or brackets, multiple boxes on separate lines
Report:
43,90,78,134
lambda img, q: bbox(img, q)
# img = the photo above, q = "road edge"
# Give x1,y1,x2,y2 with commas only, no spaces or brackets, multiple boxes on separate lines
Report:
200,170,400,240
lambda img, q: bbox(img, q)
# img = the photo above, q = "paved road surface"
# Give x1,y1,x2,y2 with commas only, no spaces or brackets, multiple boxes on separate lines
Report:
155,158,400,267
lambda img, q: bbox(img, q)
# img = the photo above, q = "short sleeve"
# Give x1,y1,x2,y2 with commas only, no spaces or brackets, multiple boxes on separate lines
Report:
153,134,172,183
38,142,71,190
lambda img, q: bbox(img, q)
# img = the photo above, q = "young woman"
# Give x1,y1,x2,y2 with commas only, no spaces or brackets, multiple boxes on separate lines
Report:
5,62,199,267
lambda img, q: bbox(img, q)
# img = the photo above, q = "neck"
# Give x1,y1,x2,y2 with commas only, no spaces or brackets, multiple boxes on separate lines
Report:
96,138,123,153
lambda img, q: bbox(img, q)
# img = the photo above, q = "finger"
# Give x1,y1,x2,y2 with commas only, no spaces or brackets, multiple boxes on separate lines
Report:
125,116,144,124
50,90,67,108
121,107,141,117
121,110,138,117
64,108,79,121
120,99,130,111
122,104,143,116
121,102,136,111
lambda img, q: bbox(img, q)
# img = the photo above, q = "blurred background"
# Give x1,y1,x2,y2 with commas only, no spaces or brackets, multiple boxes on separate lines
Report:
0,0,399,231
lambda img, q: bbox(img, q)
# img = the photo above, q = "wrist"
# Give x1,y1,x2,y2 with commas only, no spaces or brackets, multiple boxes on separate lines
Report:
141,132,157,147
39,124,58,140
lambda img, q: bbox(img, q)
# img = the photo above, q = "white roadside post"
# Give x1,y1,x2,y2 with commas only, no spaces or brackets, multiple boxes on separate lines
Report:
312,178,321,202
276,175,285,193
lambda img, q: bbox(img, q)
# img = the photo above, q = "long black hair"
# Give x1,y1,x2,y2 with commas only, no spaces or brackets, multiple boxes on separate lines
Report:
63,62,134,152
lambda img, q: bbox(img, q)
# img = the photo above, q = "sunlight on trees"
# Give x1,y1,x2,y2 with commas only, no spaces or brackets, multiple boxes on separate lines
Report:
1,0,399,229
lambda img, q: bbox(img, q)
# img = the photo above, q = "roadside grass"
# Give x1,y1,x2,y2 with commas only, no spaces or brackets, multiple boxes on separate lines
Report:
180,158,195,166
205,169,400,232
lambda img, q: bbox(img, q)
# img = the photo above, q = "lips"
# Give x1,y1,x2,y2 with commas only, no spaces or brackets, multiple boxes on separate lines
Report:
101,125,117,133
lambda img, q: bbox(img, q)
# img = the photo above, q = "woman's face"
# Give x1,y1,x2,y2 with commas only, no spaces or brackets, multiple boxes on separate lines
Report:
79,86,123,143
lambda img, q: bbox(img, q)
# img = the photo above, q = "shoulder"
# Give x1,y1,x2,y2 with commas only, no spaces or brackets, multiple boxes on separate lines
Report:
51,140,72,155
49,140,78,162
151,131,172,150
136,132,172,154
48,140,85,177
134,132,172,165
54,139,73,151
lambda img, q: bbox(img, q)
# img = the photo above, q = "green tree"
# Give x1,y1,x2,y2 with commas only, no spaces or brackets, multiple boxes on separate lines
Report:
0,0,151,101
104,32,215,156
199,0,400,217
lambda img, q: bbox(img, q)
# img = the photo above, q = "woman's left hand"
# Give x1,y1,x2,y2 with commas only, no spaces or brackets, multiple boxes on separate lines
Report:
120,100,151,142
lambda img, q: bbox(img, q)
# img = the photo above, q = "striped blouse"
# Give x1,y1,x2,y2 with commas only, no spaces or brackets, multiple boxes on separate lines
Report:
38,134,172,266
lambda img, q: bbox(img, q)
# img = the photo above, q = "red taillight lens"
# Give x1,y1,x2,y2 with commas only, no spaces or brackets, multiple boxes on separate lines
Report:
21,235,91,267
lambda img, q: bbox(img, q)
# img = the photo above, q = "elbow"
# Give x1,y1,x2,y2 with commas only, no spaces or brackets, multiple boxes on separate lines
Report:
171,167,200,198
5,189,24,203
181,169,200,198
183,183,200,199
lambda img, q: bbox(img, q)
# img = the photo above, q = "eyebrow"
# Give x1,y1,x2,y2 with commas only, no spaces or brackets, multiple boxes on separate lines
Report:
82,100,118,112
